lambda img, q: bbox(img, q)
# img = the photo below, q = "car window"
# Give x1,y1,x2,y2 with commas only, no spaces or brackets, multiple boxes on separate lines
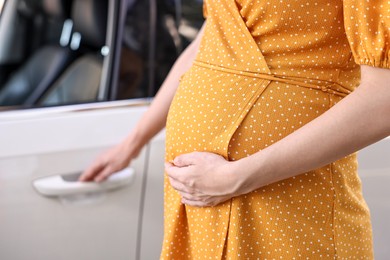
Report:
0,0,111,110
114,0,204,100
0,0,5,13
0,0,204,111
112,0,152,100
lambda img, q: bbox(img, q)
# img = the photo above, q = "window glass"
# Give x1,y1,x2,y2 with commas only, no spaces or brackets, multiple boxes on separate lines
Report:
0,0,111,110
115,0,204,100
114,1,151,100
153,0,204,96
0,0,5,13
0,0,204,111
178,0,205,46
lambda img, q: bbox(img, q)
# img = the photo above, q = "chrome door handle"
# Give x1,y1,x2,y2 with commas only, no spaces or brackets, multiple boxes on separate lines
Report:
33,168,135,197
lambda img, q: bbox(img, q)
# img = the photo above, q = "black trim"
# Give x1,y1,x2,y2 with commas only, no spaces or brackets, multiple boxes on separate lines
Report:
147,0,157,97
107,0,123,101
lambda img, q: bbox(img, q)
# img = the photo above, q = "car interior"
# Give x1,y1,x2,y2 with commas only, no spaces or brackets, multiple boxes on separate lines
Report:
0,0,204,109
39,0,108,106
0,0,111,108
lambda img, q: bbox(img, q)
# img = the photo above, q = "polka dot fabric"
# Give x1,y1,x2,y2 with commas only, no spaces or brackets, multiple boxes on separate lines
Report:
344,0,390,68
162,0,388,258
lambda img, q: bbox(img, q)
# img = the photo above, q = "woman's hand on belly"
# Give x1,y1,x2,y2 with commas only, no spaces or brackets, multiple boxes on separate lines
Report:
165,152,244,207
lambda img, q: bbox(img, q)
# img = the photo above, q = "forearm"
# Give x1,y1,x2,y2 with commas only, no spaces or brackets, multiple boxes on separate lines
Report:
236,65,390,192
124,23,206,152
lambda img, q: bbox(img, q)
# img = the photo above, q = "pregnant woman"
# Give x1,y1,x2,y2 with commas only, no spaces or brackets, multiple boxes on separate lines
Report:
80,0,389,258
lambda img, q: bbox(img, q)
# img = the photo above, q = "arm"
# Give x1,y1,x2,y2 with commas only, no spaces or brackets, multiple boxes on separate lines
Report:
236,65,390,193
166,66,390,206
79,23,206,182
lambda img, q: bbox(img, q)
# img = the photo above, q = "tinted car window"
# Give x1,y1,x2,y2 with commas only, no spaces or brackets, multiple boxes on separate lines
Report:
0,0,110,109
114,0,151,100
0,0,5,13
115,0,204,100
0,0,204,110
155,0,204,95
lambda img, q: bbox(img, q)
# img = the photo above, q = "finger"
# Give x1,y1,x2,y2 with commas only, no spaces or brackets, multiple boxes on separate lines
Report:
181,198,211,207
173,152,201,167
179,191,205,201
165,162,190,183
79,162,106,182
168,177,195,194
164,162,174,169
94,166,114,183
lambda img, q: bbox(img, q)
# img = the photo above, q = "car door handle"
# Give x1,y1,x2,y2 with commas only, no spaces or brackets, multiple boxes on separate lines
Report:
33,168,135,197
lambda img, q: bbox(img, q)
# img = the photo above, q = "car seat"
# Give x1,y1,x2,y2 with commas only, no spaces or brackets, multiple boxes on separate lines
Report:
0,0,74,106
39,0,108,106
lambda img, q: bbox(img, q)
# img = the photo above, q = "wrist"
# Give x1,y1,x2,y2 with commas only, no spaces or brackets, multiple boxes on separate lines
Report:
122,129,147,158
231,154,269,195
226,158,254,196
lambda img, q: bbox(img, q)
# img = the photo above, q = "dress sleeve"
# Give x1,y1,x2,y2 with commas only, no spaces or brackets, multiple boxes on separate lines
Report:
343,0,390,68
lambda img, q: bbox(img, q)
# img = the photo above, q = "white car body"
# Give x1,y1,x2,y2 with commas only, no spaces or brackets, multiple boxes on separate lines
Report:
0,100,165,259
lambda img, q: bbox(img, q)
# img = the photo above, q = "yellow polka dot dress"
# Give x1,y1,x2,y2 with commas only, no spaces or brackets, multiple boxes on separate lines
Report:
162,0,389,259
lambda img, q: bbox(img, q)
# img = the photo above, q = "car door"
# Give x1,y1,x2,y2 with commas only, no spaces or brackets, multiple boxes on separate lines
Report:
0,0,204,259
0,0,149,259
0,101,150,260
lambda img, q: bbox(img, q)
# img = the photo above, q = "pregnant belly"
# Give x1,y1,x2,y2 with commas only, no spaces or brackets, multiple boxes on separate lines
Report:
165,64,335,162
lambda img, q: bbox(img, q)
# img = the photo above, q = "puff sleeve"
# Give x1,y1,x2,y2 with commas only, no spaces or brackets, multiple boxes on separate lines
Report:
343,0,390,68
